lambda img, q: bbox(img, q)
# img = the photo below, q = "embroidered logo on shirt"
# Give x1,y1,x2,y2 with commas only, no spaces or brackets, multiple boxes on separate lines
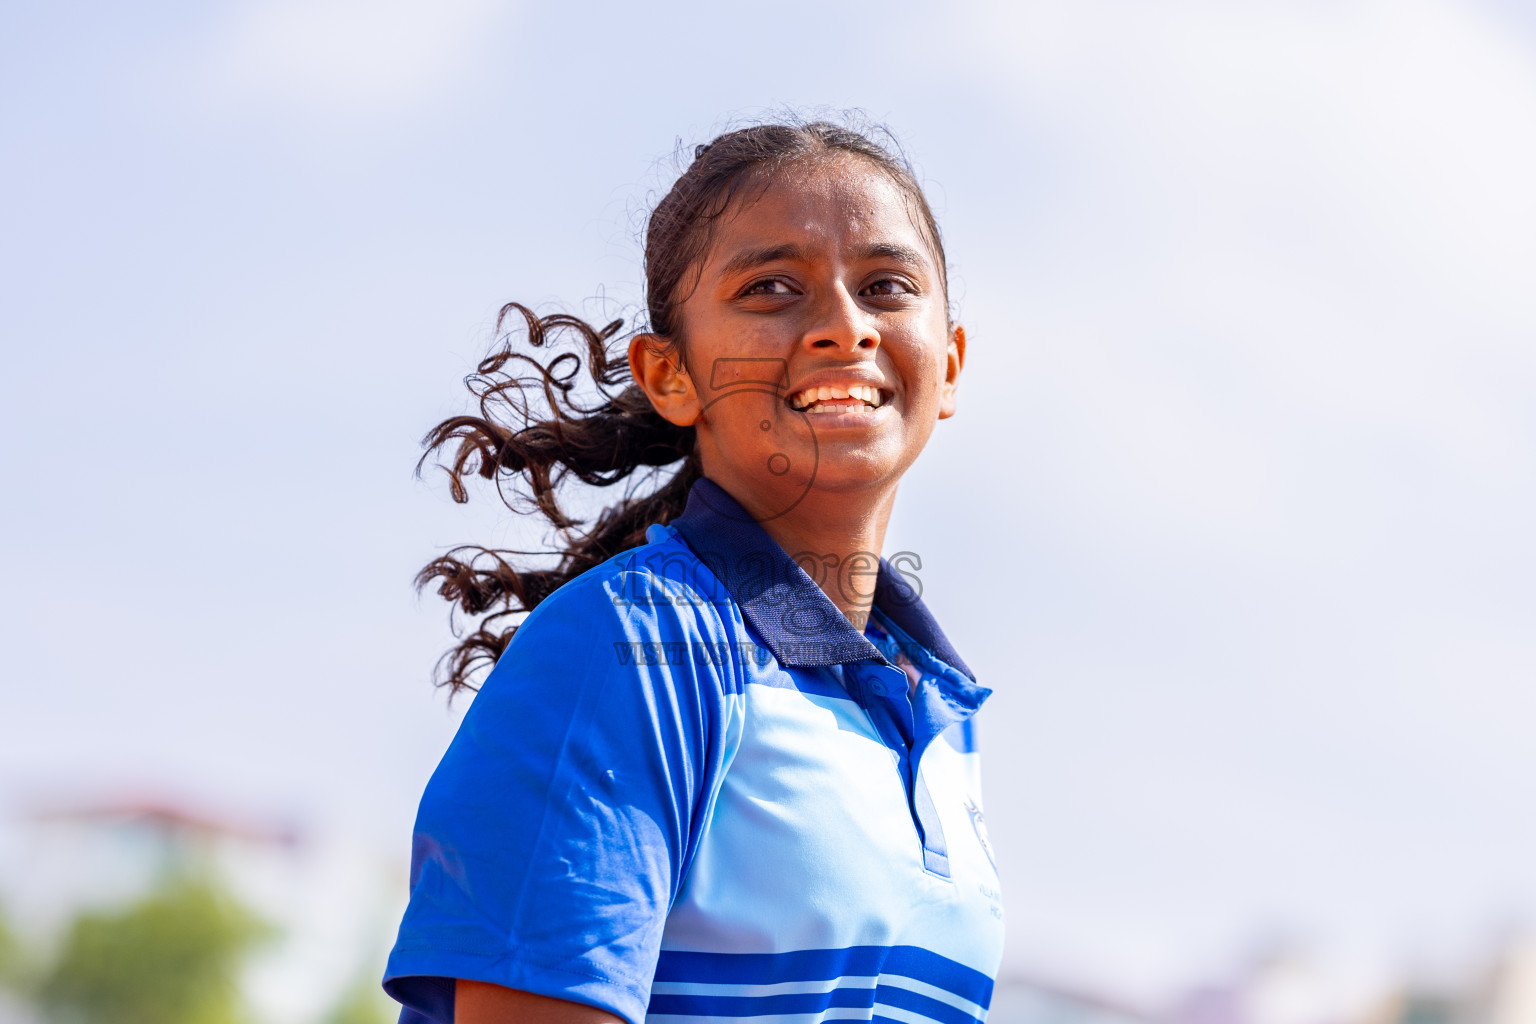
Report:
963,797,997,872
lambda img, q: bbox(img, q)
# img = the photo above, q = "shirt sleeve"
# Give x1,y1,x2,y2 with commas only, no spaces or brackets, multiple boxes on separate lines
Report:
383,566,738,1024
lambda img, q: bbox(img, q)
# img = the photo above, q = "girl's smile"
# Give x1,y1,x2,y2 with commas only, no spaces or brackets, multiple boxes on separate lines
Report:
788,384,886,412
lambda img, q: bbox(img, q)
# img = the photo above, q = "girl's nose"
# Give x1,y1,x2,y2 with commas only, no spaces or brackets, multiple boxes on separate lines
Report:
802,284,880,354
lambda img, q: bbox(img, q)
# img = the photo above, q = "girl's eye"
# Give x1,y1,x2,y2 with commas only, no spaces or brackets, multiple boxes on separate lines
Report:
743,278,795,296
863,278,914,296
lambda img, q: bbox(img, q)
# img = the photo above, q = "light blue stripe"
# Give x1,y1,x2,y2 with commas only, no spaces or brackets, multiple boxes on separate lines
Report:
652,945,993,1008
875,983,982,1024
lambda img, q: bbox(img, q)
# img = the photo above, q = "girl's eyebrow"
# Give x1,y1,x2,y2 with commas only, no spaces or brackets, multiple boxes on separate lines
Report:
858,242,927,269
720,241,927,278
720,243,807,278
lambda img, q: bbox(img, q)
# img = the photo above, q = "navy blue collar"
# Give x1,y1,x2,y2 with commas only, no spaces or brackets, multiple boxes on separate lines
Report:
668,477,975,681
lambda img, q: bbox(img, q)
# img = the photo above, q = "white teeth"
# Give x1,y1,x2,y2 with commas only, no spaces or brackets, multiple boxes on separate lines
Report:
789,384,883,410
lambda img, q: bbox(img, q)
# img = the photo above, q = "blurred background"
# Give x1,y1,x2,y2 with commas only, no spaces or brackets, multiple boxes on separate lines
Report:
2,0,1534,1022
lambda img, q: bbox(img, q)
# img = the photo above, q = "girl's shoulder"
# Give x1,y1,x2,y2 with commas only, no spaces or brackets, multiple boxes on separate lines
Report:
545,523,733,609
508,522,744,658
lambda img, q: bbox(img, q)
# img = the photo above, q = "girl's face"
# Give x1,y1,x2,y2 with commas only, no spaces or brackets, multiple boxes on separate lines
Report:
633,155,963,521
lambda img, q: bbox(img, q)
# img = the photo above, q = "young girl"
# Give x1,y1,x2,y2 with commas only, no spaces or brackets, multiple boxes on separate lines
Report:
384,121,1003,1024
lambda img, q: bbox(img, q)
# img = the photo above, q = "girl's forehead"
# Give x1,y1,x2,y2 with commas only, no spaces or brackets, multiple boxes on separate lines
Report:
710,157,936,263
754,153,901,204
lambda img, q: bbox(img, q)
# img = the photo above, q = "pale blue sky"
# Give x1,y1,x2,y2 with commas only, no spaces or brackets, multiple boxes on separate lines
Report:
3,0,1534,1005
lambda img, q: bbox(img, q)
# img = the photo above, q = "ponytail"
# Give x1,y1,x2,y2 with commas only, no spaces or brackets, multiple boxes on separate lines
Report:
415,302,697,697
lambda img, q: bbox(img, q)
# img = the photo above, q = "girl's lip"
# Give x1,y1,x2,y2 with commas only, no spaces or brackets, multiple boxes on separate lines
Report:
799,396,869,412
791,401,895,429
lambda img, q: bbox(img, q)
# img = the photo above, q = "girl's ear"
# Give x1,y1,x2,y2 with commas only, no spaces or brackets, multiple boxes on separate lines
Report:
629,333,701,427
938,324,966,420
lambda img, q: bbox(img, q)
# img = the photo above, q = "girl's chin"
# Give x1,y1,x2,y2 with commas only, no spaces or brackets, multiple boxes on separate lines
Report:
802,446,908,491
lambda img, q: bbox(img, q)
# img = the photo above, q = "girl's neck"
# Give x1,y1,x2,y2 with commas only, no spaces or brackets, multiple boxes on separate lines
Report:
705,474,898,629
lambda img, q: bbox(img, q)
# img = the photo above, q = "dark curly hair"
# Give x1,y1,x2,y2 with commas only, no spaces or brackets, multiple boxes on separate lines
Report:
416,117,949,697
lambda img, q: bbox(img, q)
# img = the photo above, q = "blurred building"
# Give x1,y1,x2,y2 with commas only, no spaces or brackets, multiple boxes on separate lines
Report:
0,793,402,1023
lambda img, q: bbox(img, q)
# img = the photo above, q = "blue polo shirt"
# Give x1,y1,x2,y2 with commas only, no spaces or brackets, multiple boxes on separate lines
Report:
385,478,1003,1024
